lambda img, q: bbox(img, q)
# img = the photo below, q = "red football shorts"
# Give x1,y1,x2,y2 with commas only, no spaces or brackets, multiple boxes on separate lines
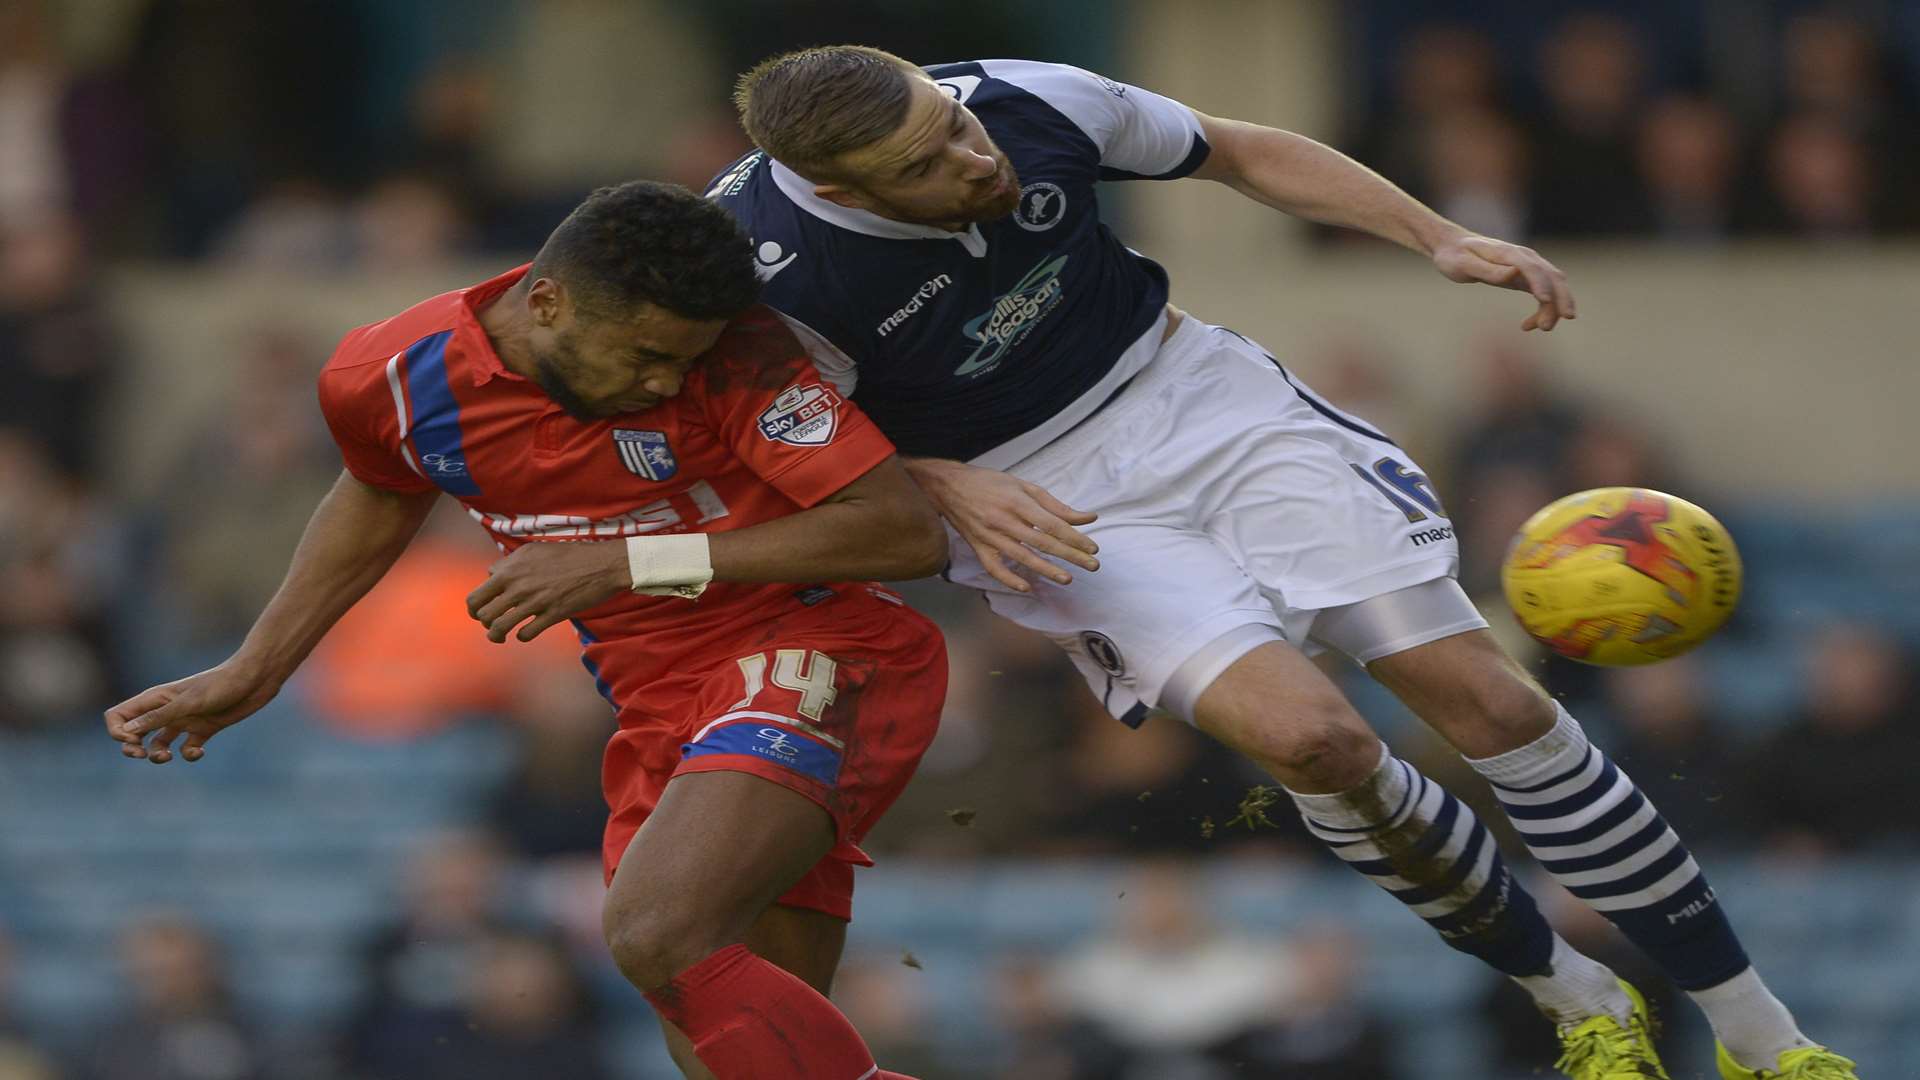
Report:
599,588,947,921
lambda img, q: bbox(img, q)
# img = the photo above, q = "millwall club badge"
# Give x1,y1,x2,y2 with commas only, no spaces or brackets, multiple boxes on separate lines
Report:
757,384,840,447
612,429,677,481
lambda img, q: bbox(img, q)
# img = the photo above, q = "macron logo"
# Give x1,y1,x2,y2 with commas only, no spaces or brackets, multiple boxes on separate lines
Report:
876,273,953,337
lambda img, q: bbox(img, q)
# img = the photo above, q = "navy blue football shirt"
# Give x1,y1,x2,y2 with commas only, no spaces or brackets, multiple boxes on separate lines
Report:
709,59,1210,467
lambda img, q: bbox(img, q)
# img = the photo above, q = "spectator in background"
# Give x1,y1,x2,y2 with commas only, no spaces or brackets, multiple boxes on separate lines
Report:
1211,924,1401,1080
1043,706,1294,856
300,505,580,741
1741,623,1920,856
1528,14,1650,237
0,430,123,730
91,917,265,1080
0,1048,56,1080
1304,338,1434,464
1447,342,1585,507
347,829,518,1079
154,327,340,645
414,932,611,1080
0,929,63,1080
1779,9,1920,231
992,957,1130,1080
0,0,70,227
126,2,371,256
1763,116,1878,239
209,177,356,272
857,607,1084,859
1353,24,1505,199
1445,342,1586,593
352,171,474,272
830,950,947,1078
1562,415,1670,494
1636,96,1746,243
1049,861,1301,1078
487,663,618,861
0,212,118,475
388,59,499,220
1420,107,1531,244
1594,655,1742,851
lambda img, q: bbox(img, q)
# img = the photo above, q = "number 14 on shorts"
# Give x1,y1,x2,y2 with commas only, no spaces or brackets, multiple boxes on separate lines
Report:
730,649,839,722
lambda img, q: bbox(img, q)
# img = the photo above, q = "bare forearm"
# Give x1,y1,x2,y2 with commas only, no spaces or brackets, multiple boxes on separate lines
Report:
710,461,945,583
1200,117,1466,255
232,471,437,683
708,501,942,583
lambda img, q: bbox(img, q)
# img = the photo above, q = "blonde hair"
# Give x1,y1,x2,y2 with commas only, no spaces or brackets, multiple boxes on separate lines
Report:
734,45,925,178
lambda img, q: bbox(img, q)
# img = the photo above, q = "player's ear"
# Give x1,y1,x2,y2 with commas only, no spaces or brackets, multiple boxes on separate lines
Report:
527,277,565,328
814,183,872,213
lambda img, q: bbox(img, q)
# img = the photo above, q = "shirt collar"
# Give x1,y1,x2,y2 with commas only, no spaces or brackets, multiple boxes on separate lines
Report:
460,264,533,386
769,159,986,250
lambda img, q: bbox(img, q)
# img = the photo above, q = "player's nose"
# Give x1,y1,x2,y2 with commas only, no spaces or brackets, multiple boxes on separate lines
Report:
962,150,997,180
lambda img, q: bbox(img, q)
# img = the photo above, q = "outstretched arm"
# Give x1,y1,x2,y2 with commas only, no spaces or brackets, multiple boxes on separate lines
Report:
1188,112,1575,332
105,471,439,762
466,456,948,643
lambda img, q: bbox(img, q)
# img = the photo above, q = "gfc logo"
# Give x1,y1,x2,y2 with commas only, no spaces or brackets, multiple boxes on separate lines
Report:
755,727,800,759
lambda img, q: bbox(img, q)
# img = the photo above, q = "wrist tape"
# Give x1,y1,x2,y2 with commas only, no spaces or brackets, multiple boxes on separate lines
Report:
624,534,713,600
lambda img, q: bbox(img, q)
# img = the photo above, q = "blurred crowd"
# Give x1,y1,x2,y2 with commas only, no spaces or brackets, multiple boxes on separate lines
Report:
1347,8,1920,242
2,1,1917,1078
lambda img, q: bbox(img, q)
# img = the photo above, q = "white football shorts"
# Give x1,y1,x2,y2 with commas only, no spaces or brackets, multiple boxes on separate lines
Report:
943,314,1486,725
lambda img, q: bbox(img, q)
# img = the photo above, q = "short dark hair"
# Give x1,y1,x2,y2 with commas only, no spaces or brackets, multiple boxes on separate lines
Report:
530,180,760,322
733,45,924,177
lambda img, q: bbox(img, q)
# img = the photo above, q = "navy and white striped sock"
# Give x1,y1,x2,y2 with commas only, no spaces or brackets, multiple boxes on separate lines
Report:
1470,703,1751,991
1291,746,1565,980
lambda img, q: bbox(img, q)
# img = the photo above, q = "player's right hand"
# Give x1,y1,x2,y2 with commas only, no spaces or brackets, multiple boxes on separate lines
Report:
103,664,281,765
902,458,1099,593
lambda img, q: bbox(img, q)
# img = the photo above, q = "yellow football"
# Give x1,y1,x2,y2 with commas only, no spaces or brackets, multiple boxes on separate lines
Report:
1501,487,1742,666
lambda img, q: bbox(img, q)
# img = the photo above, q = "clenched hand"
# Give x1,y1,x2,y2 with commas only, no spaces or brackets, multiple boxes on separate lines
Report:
467,540,630,642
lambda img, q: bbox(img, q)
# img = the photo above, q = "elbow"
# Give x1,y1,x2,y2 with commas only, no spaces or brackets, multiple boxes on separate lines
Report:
893,504,949,580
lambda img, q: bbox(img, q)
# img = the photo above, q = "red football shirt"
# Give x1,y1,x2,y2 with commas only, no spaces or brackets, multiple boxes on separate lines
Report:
317,265,898,700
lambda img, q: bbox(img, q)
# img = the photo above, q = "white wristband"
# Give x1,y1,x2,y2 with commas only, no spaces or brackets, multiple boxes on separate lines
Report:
624,534,714,599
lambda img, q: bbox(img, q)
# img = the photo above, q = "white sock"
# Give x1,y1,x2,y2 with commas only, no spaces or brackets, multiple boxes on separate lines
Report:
1512,935,1633,1026
1689,967,1813,1069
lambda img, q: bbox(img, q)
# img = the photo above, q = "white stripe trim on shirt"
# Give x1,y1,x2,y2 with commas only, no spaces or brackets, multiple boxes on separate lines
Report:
383,350,428,479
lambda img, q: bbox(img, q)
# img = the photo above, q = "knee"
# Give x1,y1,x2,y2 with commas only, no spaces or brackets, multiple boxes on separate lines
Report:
1204,692,1380,790
604,897,724,991
1453,668,1557,751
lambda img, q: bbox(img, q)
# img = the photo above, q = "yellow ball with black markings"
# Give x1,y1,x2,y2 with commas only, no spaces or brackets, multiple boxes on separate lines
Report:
1501,487,1742,666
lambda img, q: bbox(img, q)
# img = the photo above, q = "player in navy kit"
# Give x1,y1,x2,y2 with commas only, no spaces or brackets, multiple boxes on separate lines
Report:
710,47,1856,1080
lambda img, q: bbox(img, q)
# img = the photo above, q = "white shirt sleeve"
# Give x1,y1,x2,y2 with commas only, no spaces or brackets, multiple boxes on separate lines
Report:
769,309,859,395
975,59,1209,179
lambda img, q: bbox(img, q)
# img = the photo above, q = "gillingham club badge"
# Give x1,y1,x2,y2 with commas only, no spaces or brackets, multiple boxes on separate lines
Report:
612,429,677,481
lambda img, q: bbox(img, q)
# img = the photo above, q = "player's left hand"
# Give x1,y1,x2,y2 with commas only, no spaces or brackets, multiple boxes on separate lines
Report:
468,541,630,643
1430,233,1576,332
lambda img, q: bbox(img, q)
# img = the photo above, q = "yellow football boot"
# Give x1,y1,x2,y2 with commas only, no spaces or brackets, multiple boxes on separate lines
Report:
1716,1043,1859,1079
1554,981,1670,1079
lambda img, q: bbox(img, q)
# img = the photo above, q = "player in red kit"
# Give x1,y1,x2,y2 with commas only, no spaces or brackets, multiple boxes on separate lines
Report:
104,182,945,1080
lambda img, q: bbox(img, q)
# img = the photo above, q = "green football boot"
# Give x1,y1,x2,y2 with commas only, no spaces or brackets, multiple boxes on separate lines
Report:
1554,980,1670,1079
1716,1043,1859,1079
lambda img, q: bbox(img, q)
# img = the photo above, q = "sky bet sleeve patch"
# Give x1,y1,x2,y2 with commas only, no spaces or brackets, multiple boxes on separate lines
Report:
757,383,842,447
